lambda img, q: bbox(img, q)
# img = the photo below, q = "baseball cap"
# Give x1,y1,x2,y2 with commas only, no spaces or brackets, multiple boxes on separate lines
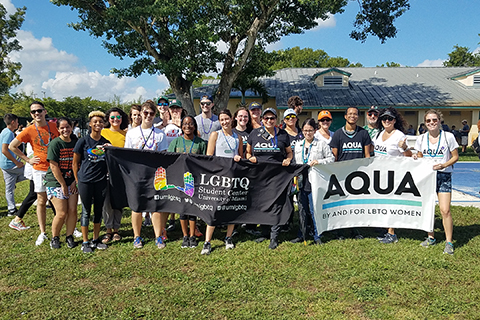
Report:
248,102,262,110
318,110,332,120
200,95,213,103
367,106,379,114
169,99,182,108
156,96,169,105
262,108,277,118
380,109,396,119
283,109,297,119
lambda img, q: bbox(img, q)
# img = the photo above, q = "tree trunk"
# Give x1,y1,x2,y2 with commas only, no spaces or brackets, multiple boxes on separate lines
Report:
169,75,196,116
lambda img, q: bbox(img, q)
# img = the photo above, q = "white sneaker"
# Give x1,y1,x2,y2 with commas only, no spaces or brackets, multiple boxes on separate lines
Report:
35,233,48,246
73,228,82,238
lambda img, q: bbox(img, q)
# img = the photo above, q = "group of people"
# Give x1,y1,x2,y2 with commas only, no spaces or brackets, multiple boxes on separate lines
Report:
1,95,459,254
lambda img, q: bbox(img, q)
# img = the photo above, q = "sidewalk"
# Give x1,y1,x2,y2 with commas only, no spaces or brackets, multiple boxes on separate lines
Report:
450,190,480,208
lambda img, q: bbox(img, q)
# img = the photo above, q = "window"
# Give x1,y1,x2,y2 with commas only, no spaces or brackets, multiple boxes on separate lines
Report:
474,75,480,86
323,76,343,87
449,111,461,116
404,111,415,116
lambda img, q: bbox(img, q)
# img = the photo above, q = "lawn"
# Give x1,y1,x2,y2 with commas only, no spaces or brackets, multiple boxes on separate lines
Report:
1,171,480,319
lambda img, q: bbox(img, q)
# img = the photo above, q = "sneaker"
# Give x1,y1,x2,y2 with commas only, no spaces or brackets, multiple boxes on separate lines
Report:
420,237,436,247
9,219,30,231
133,236,143,249
156,236,166,249
50,236,60,249
245,229,261,236
189,236,198,248
225,237,235,250
376,233,388,240
269,239,278,250
161,228,168,241
66,235,78,248
354,234,364,240
314,239,323,245
7,208,17,217
73,228,82,238
35,233,48,246
91,238,108,250
143,214,152,227
166,220,175,232
201,242,212,255
181,236,190,248
81,241,93,253
379,233,398,244
231,229,238,237
194,225,203,238
443,242,454,255
290,237,303,244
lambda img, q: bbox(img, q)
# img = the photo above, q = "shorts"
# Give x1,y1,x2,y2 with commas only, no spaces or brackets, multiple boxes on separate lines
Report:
32,169,47,193
179,214,196,221
436,171,452,193
46,185,78,200
461,136,468,146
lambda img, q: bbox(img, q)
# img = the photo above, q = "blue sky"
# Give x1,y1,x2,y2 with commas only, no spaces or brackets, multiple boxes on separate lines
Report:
3,0,480,103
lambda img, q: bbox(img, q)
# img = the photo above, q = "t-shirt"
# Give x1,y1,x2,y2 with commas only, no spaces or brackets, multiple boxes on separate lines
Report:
461,124,470,136
73,135,110,183
101,128,126,147
247,127,291,163
0,128,18,170
16,123,59,171
233,127,251,155
44,137,77,187
373,129,406,157
363,125,379,140
214,130,240,158
168,136,207,155
330,126,371,162
414,131,458,173
288,132,304,164
163,123,182,146
125,126,168,151
195,114,221,141
314,130,334,145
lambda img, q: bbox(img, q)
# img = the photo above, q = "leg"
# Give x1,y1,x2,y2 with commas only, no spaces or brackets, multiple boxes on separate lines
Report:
2,168,18,212
205,225,215,242
65,194,78,237
50,197,68,238
226,224,235,238
151,212,165,238
36,192,48,234
92,180,107,240
131,211,142,238
180,217,189,237
16,180,36,220
438,192,453,243
189,219,196,237
78,181,94,243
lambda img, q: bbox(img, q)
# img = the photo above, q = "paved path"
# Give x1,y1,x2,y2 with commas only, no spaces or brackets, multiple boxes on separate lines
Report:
451,190,480,208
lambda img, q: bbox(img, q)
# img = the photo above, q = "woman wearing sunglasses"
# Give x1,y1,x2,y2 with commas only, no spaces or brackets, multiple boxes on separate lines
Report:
101,107,129,245
373,107,411,244
314,110,334,144
125,101,169,249
414,109,458,255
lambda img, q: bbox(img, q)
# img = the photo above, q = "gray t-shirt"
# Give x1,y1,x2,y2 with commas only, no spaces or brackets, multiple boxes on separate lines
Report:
195,114,221,141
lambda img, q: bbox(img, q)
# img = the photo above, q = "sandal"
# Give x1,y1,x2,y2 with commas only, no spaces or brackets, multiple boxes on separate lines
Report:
112,232,122,242
102,233,113,244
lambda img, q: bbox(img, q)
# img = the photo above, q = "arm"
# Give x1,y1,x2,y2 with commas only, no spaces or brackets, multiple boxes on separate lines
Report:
235,136,243,161
364,145,371,158
433,148,459,170
72,152,81,184
282,146,293,166
9,138,39,165
246,143,256,163
2,143,23,168
331,147,338,161
206,131,217,156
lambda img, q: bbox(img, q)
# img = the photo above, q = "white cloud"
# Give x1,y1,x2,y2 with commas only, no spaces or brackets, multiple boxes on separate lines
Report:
473,47,480,54
0,0,15,14
313,14,336,31
417,59,445,67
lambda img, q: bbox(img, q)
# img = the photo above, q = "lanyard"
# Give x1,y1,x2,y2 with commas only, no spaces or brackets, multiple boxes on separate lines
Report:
140,126,155,149
183,136,195,154
201,116,213,135
301,139,312,164
427,130,442,157
262,126,277,148
222,130,238,154
34,123,52,147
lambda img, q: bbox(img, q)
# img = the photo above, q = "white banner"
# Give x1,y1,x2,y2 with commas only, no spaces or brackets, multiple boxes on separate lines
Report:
310,157,437,234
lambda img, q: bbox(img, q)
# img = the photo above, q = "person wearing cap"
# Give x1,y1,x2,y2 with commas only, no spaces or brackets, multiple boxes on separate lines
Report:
246,107,293,249
329,106,371,239
315,110,334,144
364,106,379,156
154,96,170,129
163,99,185,146
195,95,221,142
373,107,412,244
248,102,263,129
460,119,470,153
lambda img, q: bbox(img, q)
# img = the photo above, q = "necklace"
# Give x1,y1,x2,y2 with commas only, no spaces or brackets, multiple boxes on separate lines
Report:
201,116,214,135
34,122,52,147
183,136,195,154
427,130,442,157
222,130,238,154
140,126,155,149
342,126,358,139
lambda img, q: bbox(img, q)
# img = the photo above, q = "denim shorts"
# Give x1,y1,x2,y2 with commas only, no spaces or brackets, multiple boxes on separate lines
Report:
436,171,452,193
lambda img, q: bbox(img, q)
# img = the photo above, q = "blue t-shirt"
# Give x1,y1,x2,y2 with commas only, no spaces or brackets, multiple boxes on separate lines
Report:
0,128,18,170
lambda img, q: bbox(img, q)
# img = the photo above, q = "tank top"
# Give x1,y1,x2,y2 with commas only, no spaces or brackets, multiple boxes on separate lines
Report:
214,129,239,158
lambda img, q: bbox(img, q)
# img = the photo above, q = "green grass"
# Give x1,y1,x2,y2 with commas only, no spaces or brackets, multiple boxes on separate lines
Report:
1,172,480,319
457,146,480,162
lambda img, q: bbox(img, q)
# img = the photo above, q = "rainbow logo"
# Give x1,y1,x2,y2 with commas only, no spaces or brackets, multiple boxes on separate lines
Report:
154,167,194,197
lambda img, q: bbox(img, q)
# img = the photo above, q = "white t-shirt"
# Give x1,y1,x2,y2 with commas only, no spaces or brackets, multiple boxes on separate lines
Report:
314,130,334,145
373,129,406,157
125,126,168,151
163,123,182,146
414,131,458,173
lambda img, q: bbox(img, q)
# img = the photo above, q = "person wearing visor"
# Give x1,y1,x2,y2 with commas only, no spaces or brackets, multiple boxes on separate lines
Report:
195,95,221,142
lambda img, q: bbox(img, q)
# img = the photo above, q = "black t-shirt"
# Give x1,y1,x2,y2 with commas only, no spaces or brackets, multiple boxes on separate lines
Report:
329,126,371,162
73,135,110,183
247,127,290,163
233,127,252,155
288,132,304,164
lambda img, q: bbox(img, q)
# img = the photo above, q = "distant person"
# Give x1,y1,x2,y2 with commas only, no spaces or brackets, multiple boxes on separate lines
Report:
441,120,450,132
195,95,221,142
248,102,263,129
363,106,379,156
460,119,470,153
128,104,142,130
406,124,415,135
287,95,304,116
153,96,170,130
451,125,461,144
73,121,81,138
418,123,426,135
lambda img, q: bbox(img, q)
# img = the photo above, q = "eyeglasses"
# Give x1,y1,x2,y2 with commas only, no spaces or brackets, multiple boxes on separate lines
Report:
303,129,315,133
381,116,395,122
110,115,122,120
200,102,212,106
284,115,296,120
182,122,195,127
143,111,156,117
157,102,169,107
367,113,378,117
30,109,45,114
319,118,331,123
426,118,438,123
264,116,276,121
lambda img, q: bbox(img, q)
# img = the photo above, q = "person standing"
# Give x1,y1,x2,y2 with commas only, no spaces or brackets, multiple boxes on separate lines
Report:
153,96,170,129
9,101,59,246
314,110,334,145
414,109,458,255
195,95,221,142
329,106,371,239
460,119,470,153
1,114,26,217
128,104,142,130
248,102,263,129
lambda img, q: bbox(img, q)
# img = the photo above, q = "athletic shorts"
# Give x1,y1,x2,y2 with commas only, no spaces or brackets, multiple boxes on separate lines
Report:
436,171,452,193
32,169,47,193
46,185,78,200
461,136,468,146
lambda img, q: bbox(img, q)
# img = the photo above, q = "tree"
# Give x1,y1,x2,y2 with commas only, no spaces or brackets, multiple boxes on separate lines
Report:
0,4,26,95
52,0,410,114
270,46,362,70
444,44,480,67
377,62,401,67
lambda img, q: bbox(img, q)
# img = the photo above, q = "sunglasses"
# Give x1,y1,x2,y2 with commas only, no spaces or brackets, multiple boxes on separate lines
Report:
30,109,45,114
367,113,378,117
426,118,438,123
157,102,169,107
110,115,122,120
143,111,155,117
284,115,296,120
381,116,395,122
319,118,331,123
264,116,276,121
200,102,212,106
